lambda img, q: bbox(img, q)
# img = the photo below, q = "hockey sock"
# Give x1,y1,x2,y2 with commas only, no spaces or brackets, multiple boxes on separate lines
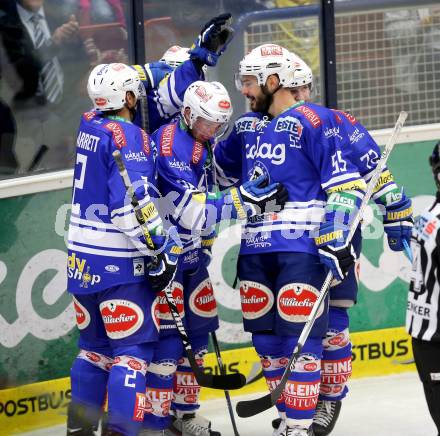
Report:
70,349,113,427
252,332,289,416
142,335,182,430
283,336,322,429
107,344,153,435
320,306,352,401
173,333,209,417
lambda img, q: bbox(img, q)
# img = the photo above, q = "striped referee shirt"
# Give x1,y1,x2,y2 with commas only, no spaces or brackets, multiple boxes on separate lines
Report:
406,194,440,341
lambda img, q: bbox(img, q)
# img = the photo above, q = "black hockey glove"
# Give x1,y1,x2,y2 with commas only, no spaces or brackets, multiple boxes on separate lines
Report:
189,13,234,67
148,230,182,293
239,175,289,216
315,222,356,283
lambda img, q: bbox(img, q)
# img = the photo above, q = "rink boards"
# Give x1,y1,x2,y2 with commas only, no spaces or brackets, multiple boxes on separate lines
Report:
0,326,415,434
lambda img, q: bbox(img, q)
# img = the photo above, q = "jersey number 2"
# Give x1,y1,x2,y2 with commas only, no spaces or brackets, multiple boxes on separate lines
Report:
72,153,88,214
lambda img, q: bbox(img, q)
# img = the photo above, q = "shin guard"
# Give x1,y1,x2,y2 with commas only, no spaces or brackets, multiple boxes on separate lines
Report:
320,307,352,401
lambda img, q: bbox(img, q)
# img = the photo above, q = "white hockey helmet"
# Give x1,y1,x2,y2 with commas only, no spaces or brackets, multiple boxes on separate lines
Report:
236,43,313,89
87,63,143,111
160,45,190,68
289,52,314,88
182,81,233,129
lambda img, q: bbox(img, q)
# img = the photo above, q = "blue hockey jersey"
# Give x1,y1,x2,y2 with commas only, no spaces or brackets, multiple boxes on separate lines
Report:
330,109,401,206
131,60,204,133
152,119,214,270
67,111,161,294
153,118,247,270
215,102,367,256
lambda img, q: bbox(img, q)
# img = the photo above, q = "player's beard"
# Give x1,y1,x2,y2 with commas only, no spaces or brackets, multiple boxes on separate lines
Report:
249,89,272,113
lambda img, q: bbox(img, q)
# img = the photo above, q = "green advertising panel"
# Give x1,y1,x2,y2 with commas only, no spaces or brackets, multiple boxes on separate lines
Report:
0,139,437,388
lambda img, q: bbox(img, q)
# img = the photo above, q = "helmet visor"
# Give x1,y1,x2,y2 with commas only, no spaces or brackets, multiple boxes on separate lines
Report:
193,117,227,142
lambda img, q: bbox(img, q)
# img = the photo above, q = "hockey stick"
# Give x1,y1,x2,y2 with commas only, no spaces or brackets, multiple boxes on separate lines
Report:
113,150,156,252
236,111,408,418
246,362,264,385
112,150,246,390
139,96,150,134
211,332,240,436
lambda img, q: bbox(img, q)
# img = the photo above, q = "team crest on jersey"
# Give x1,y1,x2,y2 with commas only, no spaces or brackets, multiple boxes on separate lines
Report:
104,121,127,149
192,141,204,165
100,299,144,339
160,124,176,156
73,297,90,330
277,283,324,322
189,278,217,318
294,105,321,128
240,281,274,320
248,160,270,182
154,282,184,321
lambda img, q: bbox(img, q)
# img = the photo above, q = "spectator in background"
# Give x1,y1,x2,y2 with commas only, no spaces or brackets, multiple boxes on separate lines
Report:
50,0,129,66
0,0,90,171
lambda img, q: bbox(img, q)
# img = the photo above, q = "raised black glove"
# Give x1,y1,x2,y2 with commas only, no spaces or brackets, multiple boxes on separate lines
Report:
189,13,234,67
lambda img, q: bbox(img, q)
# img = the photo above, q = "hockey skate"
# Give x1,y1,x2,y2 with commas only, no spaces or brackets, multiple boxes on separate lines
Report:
279,426,314,436
66,402,99,436
272,418,286,436
312,400,341,436
272,417,282,430
165,413,221,436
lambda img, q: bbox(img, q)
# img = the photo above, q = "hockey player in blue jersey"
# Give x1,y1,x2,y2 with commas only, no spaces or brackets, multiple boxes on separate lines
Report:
214,43,369,436
130,13,234,134
216,45,413,436
66,63,182,436
139,80,288,436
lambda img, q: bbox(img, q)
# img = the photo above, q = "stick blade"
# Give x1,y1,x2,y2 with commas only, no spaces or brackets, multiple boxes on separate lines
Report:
236,392,273,417
198,372,246,390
